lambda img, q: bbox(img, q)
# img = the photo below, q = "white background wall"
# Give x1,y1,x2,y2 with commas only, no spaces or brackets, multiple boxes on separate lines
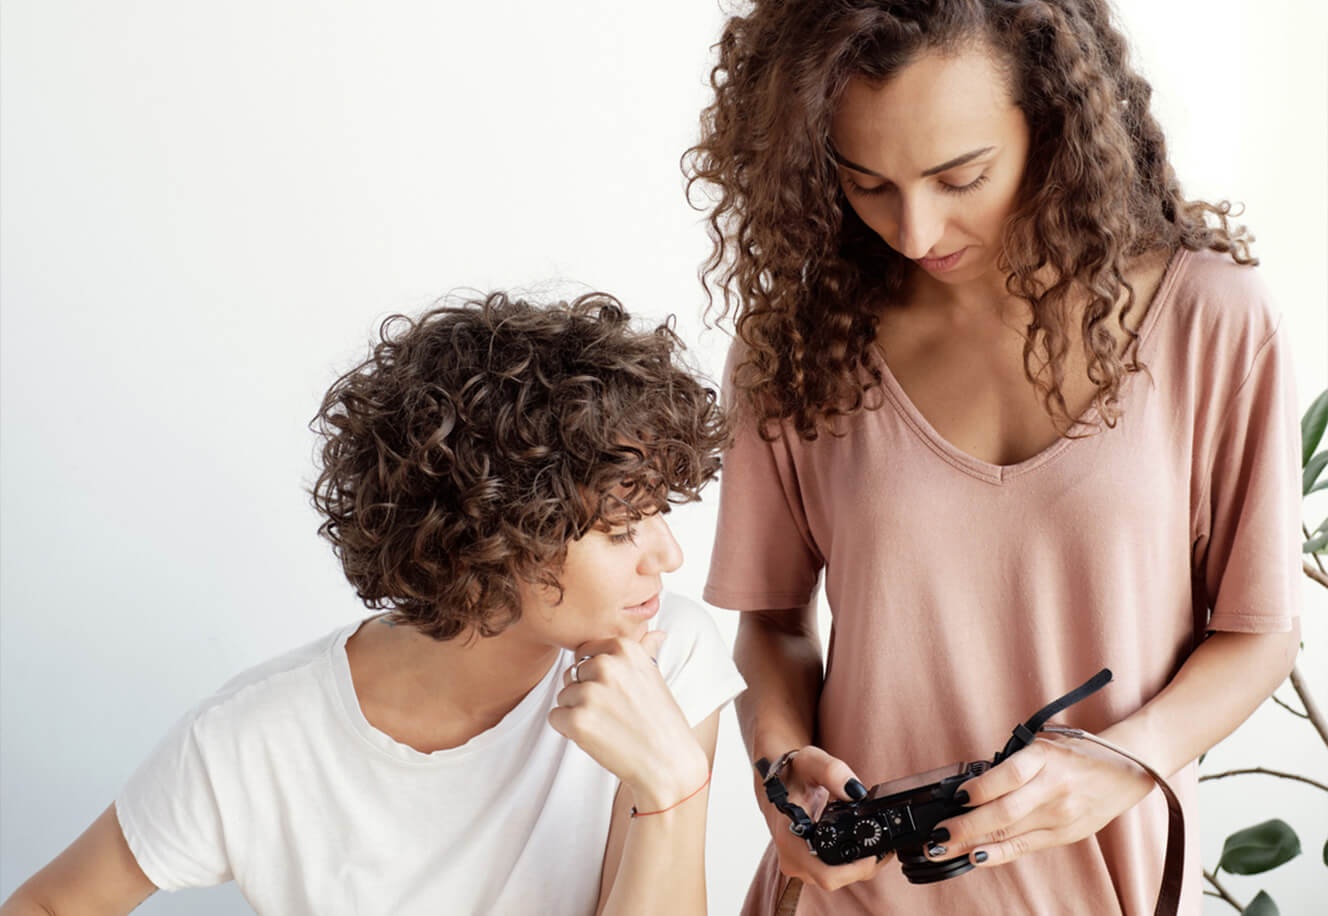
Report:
2,1,1324,913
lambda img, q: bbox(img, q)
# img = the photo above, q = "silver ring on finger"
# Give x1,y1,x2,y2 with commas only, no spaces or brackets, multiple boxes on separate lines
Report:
570,655,594,683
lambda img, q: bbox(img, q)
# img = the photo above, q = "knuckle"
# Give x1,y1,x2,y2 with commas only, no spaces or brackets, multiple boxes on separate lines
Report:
1009,753,1042,783
1051,795,1081,824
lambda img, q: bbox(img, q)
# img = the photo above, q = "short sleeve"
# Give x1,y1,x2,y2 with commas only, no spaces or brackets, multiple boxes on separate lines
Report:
703,345,823,611
115,713,233,891
654,595,745,727
1193,321,1302,633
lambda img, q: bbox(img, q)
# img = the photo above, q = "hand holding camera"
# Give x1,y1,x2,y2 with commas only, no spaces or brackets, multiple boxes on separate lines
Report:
750,744,893,892
756,668,1183,915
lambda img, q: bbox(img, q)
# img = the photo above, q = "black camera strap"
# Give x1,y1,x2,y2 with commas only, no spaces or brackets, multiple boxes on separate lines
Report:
754,753,815,838
997,667,1114,762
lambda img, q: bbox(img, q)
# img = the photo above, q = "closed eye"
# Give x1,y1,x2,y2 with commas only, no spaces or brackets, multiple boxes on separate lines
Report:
941,174,989,195
843,176,891,197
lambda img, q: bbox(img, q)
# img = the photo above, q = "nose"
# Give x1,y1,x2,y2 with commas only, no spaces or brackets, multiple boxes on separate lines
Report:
893,193,943,260
638,512,684,576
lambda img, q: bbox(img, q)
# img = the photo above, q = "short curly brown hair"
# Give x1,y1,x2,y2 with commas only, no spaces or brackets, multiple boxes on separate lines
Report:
685,0,1254,439
311,291,727,641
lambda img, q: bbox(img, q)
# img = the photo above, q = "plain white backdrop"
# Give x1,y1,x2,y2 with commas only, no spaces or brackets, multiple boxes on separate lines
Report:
2,1,1325,912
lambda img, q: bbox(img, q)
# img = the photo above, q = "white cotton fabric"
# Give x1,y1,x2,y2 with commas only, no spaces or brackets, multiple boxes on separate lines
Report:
116,593,744,916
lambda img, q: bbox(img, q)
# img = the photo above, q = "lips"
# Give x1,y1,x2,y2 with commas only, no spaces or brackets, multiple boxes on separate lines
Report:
623,593,661,620
915,247,967,273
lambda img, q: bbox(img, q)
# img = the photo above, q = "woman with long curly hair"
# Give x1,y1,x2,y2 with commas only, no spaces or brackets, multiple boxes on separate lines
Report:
3,292,743,916
689,1,1302,913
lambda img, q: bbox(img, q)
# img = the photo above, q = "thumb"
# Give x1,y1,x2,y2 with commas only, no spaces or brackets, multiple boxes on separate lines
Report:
639,629,667,662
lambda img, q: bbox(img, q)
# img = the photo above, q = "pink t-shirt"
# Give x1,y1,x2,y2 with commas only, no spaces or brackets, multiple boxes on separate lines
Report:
705,249,1302,916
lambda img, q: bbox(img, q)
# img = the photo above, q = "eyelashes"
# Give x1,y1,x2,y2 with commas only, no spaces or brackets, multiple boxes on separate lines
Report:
608,528,637,545
844,174,990,197
943,174,989,196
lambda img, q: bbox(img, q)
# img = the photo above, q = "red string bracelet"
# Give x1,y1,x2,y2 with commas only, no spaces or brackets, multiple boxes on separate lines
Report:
629,772,713,818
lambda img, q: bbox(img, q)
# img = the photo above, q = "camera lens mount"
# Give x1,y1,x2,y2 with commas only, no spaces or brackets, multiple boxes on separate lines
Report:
896,847,976,884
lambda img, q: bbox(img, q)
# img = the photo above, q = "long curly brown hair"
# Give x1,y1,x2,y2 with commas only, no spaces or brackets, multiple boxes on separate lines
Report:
685,0,1254,438
312,292,727,641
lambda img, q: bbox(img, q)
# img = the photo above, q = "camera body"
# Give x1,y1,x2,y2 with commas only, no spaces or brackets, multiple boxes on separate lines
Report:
811,759,991,882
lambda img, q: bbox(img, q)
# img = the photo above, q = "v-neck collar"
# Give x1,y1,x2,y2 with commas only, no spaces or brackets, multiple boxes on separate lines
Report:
869,247,1188,484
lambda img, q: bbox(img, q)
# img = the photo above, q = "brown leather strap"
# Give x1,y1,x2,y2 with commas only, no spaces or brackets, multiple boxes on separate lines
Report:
1041,726,1184,916
774,876,803,915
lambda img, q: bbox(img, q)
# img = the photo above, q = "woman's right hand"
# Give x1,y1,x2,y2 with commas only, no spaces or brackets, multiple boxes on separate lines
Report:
757,745,892,891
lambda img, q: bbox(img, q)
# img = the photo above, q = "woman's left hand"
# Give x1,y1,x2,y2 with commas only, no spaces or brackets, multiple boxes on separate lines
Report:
928,734,1156,867
547,631,709,812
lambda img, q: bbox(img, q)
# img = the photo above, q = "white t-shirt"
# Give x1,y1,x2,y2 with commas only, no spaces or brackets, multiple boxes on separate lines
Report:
116,593,745,916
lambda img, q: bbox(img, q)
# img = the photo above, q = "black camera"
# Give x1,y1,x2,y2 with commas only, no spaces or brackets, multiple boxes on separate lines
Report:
811,759,991,881
757,669,1115,886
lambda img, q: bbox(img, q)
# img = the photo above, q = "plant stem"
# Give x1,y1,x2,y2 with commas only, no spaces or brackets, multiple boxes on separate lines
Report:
1289,664,1328,748
1272,693,1309,718
1306,560,1328,590
1199,766,1328,791
1203,868,1244,911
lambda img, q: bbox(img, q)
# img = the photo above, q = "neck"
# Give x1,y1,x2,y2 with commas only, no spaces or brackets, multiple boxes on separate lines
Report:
904,265,1029,326
346,616,561,753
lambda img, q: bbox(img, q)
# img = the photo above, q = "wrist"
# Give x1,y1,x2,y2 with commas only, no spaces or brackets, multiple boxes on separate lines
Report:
627,744,709,812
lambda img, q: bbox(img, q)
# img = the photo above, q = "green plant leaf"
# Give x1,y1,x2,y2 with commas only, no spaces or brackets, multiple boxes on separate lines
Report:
1219,819,1302,875
1306,451,1328,496
1242,890,1279,916
1304,388,1328,467
1312,478,1328,495
1308,518,1328,554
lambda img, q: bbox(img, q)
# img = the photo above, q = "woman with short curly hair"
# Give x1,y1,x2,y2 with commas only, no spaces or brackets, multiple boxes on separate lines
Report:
5,292,744,915
688,1,1302,913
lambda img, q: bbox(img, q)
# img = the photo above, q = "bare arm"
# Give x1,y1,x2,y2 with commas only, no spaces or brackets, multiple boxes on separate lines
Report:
1,805,157,916
548,630,716,916
733,606,822,762
937,624,1302,866
733,606,886,890
595,712,719,916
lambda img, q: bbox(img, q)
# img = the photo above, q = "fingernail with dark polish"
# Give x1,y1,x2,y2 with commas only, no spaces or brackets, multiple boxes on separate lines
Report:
929,827,950,844
845,778,868,800
927,844,947,858
954,790,970,806
974,851,989,864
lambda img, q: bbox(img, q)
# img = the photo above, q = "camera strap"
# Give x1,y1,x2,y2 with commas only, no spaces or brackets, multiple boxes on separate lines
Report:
996,667,1114,761
1040,725,1185,916
754,752,815,838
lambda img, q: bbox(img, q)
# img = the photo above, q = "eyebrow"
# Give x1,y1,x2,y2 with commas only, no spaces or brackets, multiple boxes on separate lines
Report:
832,146,996,180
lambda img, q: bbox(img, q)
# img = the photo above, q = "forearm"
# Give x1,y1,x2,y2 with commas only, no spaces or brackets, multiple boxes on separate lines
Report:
1102,624,1301,777
733,605,824,761
598,789,710,916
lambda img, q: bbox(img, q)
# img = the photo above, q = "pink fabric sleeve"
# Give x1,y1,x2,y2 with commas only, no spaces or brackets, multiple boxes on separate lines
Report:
704,352,823,611
1193,321,1302,633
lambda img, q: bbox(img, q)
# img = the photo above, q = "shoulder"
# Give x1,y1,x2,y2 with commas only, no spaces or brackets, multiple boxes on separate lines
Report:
1165,248,1280,352
184,624,352,739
